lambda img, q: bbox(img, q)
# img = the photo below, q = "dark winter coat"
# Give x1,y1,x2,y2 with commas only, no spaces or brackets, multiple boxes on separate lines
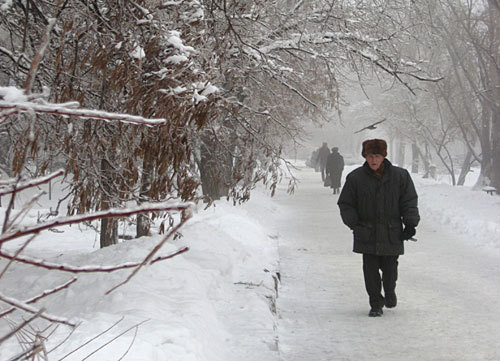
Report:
326,151,344,188
337,159,420,256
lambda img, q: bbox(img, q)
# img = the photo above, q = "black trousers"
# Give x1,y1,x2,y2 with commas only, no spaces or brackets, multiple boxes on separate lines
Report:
362,254,399,309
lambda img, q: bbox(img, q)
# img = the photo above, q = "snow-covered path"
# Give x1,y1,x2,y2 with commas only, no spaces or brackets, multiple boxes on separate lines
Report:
270,164,500,361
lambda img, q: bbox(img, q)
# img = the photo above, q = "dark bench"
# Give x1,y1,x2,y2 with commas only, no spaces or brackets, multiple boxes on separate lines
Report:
483,187,497,196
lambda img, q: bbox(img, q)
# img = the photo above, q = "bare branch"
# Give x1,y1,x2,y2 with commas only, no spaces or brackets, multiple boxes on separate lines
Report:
116,322,139,361
23,18,56,94
105,210,192,294
0,101,168,126
0,293,75,326
0,169,64,196
0,202,192,244
0,278,77,318
80,319,149,361
0,247,189,274
57,316,125,361
2,191,46,236
0,311,42,345
0,234,37,279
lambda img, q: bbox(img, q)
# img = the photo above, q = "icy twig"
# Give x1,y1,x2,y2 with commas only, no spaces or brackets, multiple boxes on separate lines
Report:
2,191,46,235
8,343,44,361
1,175,20,239
57,316,125,361
0,247,189,274
0,170,64,196
24,19,56,94
116,322,139,361
47,325,76,355
80,319,149,361
0,278,77,318
0,311,42,345
0,202,192,244
0,234,37,279
0,101,167,126
0,293,75,326
105,209,192,294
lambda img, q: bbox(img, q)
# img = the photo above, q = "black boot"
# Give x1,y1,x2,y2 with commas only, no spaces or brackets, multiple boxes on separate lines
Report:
368,307,383,317
385,293,397,308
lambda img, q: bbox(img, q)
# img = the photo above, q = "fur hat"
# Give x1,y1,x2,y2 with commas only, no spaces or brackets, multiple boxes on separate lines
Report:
361,139,387,157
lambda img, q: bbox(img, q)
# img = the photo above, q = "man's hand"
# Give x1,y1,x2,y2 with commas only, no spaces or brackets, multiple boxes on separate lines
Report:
402,226,416,240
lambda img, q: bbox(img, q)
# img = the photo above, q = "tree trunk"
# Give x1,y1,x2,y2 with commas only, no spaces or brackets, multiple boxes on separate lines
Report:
492,110,500,193
396,141,406,167
477,101,493,188
137,154,153,238
136,214,151,238
488,0,500,193
100,158,118,248
100,217,118,248
199,134,232,202
417,143,431,178
411,143,419,174
457,149,473,186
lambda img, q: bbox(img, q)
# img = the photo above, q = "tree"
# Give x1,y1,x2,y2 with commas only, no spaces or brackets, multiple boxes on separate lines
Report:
1,0,444,249
191,0,442,200
411,0,500,190
355,0,499,188
1,0,222,243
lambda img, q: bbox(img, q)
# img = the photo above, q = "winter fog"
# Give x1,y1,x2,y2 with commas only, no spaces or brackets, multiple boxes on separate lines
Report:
1,0,499,360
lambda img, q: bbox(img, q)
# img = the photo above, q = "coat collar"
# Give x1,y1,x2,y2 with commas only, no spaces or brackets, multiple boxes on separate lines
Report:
362,158,393,181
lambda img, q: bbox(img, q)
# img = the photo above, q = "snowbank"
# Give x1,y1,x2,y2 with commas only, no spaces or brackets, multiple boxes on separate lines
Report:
0,189,280,360
415,173,500,253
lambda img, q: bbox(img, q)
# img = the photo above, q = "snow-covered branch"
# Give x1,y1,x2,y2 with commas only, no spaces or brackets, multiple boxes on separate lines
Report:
0,169,64,196
105,210,192,294
0,278,77,318
0,101,168,126
0,292,75,326
24,18,56,94
0,202,192,244
0,247,189,274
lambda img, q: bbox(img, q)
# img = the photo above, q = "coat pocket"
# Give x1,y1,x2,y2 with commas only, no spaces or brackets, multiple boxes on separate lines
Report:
353,222,374,244
388,220,403,243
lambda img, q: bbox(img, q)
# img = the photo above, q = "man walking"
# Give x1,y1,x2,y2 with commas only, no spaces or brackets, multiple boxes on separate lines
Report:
316,142,330,181
325,147,345,194
337,139,420,317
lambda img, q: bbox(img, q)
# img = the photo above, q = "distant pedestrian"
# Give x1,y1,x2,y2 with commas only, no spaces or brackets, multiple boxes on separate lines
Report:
316,142,330,181
307,149,319,171
325,147,344,194
337,139,420,317
313,149,320,172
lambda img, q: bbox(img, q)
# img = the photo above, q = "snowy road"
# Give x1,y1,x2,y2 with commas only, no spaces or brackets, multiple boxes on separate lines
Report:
270,164,500,361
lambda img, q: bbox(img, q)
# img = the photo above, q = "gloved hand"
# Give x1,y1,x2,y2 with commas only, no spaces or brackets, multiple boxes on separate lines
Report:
401,226,416,240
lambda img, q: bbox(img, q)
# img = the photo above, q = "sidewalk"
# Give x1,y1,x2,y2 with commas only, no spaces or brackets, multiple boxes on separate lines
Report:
267,164,500,361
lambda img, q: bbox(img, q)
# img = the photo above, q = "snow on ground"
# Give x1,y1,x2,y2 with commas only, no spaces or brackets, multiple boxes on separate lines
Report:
0,191,280,361
417,175,500,253
0,161,499,360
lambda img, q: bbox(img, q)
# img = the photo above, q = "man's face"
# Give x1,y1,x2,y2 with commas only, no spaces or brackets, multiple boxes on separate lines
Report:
365,154,384,171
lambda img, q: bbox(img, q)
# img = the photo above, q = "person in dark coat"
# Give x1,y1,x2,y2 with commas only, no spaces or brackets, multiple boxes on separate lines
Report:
325,147,345,194
316,142,330,181
337,139,420,317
